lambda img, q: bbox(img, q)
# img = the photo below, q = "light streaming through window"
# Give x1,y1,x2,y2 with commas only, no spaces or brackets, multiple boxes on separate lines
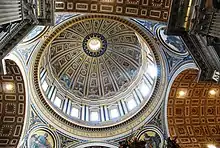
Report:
90,111,99,121
127,99,137,111
139,82,150,98
207,144,217,148
110,108,119,119
147,64,157,78
54,97,62,108
71,107,79,118
42,81,48,91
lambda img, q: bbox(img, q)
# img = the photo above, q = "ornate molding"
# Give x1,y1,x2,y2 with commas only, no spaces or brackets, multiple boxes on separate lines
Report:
55,0,171,22
29,14,167,140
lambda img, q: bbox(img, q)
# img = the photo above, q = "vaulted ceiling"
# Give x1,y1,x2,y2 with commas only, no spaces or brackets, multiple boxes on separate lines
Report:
167,69,220,148
55,0,171,22
1,0,220,147
0,60,26,148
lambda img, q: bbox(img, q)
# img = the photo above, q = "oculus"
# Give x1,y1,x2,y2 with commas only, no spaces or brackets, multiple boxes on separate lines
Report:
48,18,143,101
33,15,164,138
39,15,158,126
82,33,107,57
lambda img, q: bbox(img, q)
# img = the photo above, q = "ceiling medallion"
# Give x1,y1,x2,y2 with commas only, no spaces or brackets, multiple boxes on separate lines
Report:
83,33,107,57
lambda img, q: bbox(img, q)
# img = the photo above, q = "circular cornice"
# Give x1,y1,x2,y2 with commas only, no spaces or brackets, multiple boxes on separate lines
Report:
47,17,143,103
135,126,164,148
156,26,188,56
27,124,60,148
30,15,166,140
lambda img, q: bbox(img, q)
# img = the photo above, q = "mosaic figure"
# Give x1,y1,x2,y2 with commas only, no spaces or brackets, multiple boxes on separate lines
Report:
139,130,162,148
159,29,186,53
29,130,54,148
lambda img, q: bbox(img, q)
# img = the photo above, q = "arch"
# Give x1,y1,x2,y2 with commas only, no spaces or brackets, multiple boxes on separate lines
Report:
164,62,198,137
136,125,164,148
167,68,220,147
74,142,118,148
27,124,60,148
0,59,26,147
3,52,30,147
29,14,167,141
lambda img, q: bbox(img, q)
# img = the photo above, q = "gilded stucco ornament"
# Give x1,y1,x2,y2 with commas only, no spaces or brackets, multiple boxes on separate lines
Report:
30,15,166,140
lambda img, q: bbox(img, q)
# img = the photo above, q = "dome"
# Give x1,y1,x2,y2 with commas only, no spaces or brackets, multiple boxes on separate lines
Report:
48,18,142,102
31,15,164,139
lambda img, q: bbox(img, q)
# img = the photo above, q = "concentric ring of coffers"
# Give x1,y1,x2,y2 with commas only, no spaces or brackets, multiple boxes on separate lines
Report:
48,18,143,103
32,15,165,139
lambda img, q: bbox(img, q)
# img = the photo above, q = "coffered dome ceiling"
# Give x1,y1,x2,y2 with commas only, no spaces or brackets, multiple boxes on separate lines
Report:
49,19,142,102
31,15,166,139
